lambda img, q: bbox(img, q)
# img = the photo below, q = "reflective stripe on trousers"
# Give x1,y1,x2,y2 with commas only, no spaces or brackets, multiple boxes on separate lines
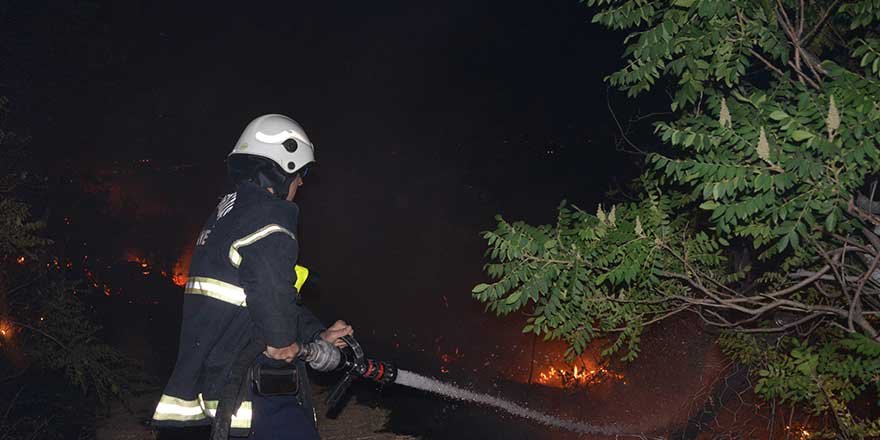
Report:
153,393,253,429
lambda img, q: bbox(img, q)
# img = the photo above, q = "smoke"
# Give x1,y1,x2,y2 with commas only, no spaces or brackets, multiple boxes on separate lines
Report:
394,369,648,437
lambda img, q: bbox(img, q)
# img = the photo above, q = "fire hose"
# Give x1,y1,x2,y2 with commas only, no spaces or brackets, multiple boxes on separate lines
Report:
298,335,637,437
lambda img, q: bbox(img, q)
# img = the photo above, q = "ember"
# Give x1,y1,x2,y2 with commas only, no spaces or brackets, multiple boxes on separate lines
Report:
535,356,625,388
124,248,189,286
785,425,812,439
171,248,191,287
0,321,13,339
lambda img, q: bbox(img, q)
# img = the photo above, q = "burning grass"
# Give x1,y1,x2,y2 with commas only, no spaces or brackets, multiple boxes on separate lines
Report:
534,354,626,389
536,362,625,389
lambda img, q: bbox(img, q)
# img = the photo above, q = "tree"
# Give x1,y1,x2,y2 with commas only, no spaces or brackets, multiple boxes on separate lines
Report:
474,1,880,437
0,101,131,438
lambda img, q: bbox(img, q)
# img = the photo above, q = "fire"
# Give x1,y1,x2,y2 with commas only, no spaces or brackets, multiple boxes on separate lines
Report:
171,251,190,287
125,252,152,276
0,321,13,339
15,256,25,265
535,356,625,388
785,425,812,439
124,248,189,286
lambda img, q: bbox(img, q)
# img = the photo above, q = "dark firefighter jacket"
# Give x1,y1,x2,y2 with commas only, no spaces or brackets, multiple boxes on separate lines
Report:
152,182,326,436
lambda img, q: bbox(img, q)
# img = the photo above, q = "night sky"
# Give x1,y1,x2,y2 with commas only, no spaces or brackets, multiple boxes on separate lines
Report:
6,1,623,164
3,0,644,415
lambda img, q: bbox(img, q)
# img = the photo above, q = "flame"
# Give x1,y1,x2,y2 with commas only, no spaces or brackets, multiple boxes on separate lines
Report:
15,256,25,265
785,425,811,439
124,248,189,286
534,355,625,388
0,321,14,339
124,251,153,276
170,244,193,287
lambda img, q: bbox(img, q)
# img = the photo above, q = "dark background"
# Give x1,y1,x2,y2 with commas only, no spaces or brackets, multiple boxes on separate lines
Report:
1,1,674,438
2,0,634,356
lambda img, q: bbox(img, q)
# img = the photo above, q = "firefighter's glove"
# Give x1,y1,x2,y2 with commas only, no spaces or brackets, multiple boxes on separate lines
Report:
299,339,341,372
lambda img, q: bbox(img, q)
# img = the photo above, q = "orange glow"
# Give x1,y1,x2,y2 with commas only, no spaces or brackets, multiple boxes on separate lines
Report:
125,247,190,286
171,246,193,287
16,256,25,265
0,321,13,339
128,254,151,275
535,355,625,388
785,425,811,439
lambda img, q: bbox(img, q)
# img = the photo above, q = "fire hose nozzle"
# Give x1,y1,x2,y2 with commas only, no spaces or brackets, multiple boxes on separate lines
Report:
325,335,397,413
357,358,398,385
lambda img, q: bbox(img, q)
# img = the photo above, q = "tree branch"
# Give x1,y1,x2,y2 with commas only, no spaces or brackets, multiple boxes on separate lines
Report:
606,87,649,156
788,269,859,283
748,48,789,78
0,317,70,353
803,0,843,44
735,312,824,333
851,252,880,331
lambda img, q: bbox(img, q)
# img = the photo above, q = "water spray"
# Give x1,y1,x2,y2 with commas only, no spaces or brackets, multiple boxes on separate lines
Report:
326,335,643,437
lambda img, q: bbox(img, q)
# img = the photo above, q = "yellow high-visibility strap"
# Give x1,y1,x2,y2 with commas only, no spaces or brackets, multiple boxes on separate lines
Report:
200,396,253,429
153,394,208,422
228,224,296,268
185,277,247,307
294,265,309,292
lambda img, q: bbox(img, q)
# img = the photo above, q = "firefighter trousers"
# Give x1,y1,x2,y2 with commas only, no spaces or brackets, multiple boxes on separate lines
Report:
246,391,319,440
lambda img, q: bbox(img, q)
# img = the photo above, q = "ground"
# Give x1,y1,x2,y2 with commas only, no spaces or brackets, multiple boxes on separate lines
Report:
95,387,415,440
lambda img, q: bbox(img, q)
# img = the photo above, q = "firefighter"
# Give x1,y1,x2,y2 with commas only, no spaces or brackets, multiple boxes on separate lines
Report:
152,114,352,440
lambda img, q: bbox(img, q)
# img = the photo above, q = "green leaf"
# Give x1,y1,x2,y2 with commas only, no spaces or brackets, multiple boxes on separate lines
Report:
769,110,789,121
791,130,814,142
544,239,557,249
825,211,837,232
472,283,490,293
505,291,522,304
777,234,790,252
699,200,719,210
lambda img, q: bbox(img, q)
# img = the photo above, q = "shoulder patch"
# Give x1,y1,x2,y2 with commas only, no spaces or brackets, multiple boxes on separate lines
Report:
216,193,237,220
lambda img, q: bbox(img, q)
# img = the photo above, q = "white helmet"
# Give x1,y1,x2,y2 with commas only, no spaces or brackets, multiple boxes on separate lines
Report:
229,114,315,174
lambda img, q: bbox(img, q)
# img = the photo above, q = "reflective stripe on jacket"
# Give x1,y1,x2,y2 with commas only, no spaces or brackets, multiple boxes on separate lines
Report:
152,182,326,436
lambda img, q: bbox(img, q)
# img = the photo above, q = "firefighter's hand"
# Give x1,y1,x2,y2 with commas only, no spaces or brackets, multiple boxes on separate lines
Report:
320,320,353,348
264,342,301,363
